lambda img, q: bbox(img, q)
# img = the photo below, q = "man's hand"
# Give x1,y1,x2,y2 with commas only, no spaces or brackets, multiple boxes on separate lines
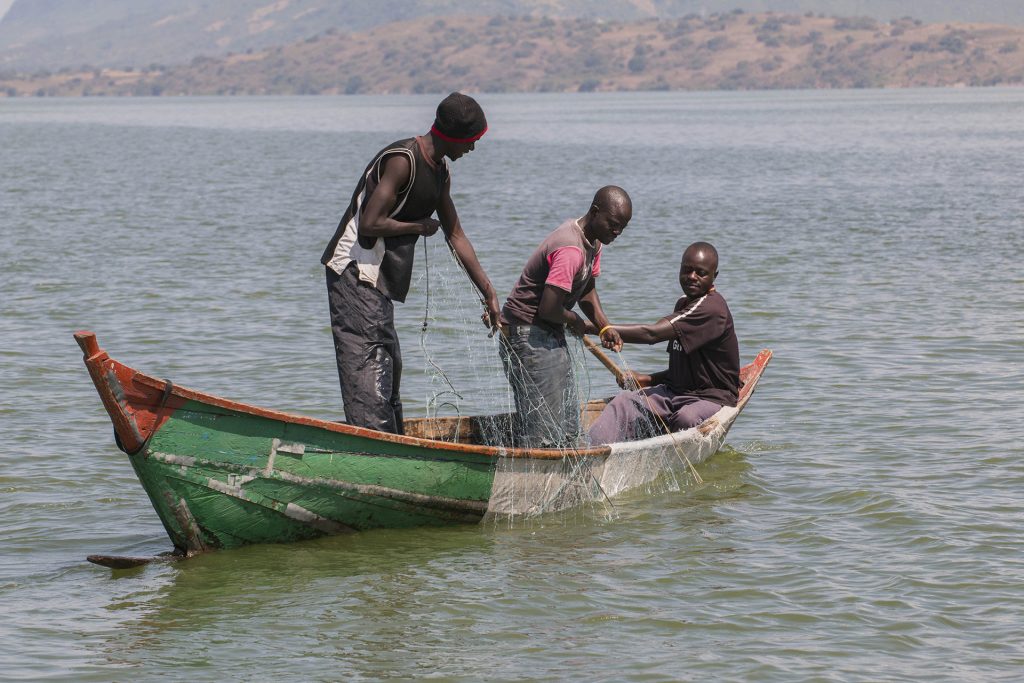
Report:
417,218,441,237
600,326,623,353
481,294,501,331
567,312,589,337
618,370,652,390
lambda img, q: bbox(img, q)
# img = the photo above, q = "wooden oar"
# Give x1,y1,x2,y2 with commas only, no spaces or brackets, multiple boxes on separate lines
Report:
87,551,187,569
582,335,625,384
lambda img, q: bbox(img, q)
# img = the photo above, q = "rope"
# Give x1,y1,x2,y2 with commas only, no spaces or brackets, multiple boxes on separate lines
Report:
419,235,464,408
443,238,495,337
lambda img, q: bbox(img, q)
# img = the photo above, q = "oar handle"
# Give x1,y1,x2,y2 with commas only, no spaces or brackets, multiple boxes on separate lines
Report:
582,336,625,383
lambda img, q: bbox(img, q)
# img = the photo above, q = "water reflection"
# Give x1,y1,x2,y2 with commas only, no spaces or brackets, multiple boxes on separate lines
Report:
91,448,753,679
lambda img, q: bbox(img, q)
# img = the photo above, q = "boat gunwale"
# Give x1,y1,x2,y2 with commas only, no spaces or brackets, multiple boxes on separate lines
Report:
76,331,770,462
605,347,772,453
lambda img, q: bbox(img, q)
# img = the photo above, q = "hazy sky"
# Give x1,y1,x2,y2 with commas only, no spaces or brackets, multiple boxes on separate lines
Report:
0,1,12,22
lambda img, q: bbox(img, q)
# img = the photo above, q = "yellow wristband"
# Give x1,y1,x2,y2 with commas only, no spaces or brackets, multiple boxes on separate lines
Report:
598,325,614,337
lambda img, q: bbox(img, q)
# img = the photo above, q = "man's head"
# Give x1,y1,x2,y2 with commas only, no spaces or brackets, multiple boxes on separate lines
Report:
679,242,719,300
431,92,488,160
584,185,632,245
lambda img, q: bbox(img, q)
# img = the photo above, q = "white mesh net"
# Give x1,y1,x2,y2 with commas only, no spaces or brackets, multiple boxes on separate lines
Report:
410,237,703,526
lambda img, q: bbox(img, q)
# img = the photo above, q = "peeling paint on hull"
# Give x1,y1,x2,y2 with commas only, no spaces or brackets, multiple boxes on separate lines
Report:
74,331,771,556
125,403,497,551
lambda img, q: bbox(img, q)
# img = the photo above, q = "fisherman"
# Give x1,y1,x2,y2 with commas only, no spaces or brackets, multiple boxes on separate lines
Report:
588,241,740,445
498,186,630,448
321,92,500,434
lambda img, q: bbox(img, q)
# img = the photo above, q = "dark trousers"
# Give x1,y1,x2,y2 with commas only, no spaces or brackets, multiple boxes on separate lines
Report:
326,265,404,434
588,385,720,446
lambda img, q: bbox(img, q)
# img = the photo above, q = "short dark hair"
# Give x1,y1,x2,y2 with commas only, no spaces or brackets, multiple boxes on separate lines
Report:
432,92,488,143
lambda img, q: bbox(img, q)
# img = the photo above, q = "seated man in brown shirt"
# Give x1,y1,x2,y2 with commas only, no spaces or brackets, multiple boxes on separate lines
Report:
588,241,740,445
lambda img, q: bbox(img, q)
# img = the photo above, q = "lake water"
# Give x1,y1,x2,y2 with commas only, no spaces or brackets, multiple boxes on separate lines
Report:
1,89,1022,681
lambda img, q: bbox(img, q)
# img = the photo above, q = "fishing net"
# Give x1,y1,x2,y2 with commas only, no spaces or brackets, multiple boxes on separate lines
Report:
409,237,691,527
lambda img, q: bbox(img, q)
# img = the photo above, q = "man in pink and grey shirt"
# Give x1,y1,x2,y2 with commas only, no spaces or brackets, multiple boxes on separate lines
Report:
498,186,631,448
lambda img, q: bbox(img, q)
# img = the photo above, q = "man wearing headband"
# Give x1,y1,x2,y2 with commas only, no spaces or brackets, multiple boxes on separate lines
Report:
321,92,499,434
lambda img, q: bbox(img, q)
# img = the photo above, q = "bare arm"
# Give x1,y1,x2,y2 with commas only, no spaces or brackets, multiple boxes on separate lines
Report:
612,319,676,345
618,368,669,390
577,281,607,332
359,154,440,238
609,318,673,388
437,181,500,328
537,285,590,336
577,282,622,350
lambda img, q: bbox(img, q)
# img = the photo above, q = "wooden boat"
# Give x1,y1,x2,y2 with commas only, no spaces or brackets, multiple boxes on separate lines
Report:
74,331,771,561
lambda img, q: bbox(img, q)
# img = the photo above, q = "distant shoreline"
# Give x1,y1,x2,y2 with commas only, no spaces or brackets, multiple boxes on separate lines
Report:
3,13,1023,97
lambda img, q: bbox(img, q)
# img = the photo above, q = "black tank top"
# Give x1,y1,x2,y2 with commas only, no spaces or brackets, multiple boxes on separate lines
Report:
321,137,449,302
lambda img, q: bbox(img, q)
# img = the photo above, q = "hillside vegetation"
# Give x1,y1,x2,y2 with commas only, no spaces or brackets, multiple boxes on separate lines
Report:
2,1,1024,72
3,12,1023,96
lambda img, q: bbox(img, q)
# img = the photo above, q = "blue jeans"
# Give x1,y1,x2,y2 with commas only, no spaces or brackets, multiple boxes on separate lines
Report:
499,323,580,448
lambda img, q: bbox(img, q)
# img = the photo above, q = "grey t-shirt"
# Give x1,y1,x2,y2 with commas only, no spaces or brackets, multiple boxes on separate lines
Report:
501,218,601,329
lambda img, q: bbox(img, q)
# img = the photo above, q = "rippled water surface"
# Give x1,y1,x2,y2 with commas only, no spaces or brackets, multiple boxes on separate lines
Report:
2,90,1022,681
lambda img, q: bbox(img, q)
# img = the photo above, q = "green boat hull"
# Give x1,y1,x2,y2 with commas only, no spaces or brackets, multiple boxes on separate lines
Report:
129,399,497,551
74,331,772,557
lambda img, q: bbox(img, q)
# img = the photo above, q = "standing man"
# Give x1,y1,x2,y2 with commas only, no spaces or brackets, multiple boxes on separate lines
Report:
588,242,740,445
322,92,500,434
499,186,630,448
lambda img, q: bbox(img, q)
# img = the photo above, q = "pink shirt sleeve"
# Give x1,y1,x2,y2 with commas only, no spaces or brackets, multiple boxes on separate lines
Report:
545,246,586,292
